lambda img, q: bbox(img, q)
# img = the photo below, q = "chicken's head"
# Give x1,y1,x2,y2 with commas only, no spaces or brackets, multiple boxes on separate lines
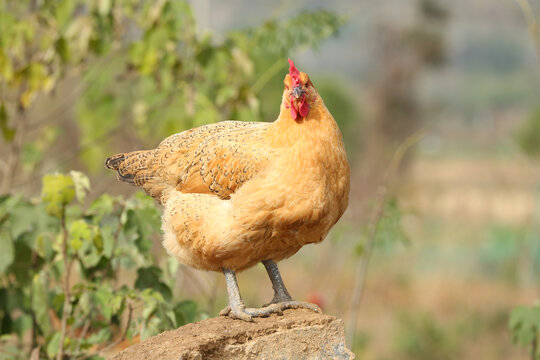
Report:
283,59,315,121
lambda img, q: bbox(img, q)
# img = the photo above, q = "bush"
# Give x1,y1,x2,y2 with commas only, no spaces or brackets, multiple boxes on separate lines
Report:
0,172,200,359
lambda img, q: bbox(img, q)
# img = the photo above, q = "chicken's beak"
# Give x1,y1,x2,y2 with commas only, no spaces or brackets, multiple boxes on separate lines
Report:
291,86,306,99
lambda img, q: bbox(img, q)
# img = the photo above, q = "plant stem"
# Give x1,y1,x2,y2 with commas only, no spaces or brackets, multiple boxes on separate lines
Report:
74,315,92,356
251,59,285,94
346,129,425,346
57,205,72,360
95,303,133,357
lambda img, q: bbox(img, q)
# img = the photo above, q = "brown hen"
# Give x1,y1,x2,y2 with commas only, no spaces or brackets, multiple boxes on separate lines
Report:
105,60,350,321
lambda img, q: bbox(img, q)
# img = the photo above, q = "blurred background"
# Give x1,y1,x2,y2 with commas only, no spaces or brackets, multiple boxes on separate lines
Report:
1,0,540,359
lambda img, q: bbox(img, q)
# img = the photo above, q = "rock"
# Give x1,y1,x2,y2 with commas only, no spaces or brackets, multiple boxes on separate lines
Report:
110,309,355,360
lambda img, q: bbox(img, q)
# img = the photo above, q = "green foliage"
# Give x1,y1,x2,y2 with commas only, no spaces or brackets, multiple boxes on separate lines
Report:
509,305,540,359
0,0,344,177
0,172,202,359
393,312,458,360
41,173,75,218
355,196,409,256
516,109,540,158
374,197,410,249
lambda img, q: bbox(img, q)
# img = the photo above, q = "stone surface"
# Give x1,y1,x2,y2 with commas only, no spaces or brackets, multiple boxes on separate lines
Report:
110,309,355,360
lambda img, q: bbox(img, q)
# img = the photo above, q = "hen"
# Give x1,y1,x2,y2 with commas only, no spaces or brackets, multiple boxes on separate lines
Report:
105,60,350,321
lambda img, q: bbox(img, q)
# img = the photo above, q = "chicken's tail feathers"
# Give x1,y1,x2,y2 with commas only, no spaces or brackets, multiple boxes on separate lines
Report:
105,153,125,170
105,150,154,186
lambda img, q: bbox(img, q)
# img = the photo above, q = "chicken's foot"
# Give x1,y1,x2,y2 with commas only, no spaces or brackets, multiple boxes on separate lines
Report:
261,259,322,313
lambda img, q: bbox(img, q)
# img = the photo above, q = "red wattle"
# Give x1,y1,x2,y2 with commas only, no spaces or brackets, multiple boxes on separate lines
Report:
290,107,298,119
289,99,298,119
299,96,309,117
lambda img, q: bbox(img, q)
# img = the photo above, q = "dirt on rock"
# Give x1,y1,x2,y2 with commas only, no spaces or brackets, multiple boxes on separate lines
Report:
110,309,354,360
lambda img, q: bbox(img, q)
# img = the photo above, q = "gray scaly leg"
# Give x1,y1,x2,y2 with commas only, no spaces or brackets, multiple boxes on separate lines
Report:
262,259,292,304
219,268,253,321
260,259,321,314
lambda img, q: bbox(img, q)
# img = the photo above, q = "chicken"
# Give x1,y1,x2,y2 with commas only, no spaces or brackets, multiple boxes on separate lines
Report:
105,59,350,321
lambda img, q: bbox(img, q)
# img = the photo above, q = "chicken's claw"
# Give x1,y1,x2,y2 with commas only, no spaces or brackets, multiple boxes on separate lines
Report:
219,305,231,317
220,305,254,322
270,300,322,314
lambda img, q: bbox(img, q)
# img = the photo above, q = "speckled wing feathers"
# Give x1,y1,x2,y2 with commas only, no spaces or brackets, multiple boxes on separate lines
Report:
106,121,270,203
192,123,269,199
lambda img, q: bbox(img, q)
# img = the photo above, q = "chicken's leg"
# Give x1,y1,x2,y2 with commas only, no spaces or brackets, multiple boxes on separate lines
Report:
219,267,282,321
262,259,292,304
219,268,253,321
261,259,322,314
220,262,321,321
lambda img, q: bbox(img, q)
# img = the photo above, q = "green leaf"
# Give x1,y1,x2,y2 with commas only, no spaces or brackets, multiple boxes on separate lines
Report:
0,50,14,83
509,305,540,347
12,313,32,337
97,0,112,16
70,171,91,203
100,225,115,258
79,247,102,269
0,233,14,274
35,233,54,260
78,292,92,316
31,273,51,334
69,219,92,252
10,241,33,286
135,266,172,302
94,285,113,320
55,36,70,62
174,300,198,325
52,293,65,313
41,173,75,218
109,294,124,316
46,331,61,358
6,199,48,241
88,194,116,221
55,0,77,29
86,328,112,344
0,102,15,142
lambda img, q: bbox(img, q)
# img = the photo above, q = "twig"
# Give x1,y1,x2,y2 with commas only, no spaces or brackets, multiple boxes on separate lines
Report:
251,59,286,94
93,303,133,357
74,313,93,356
346,129,426,346
57,205,73,360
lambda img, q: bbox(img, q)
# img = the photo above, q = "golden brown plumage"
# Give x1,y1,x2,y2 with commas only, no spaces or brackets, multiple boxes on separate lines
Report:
106,60,350,320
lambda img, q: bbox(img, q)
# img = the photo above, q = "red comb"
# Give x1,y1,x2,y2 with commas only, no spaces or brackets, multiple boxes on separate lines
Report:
288,59,301,87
